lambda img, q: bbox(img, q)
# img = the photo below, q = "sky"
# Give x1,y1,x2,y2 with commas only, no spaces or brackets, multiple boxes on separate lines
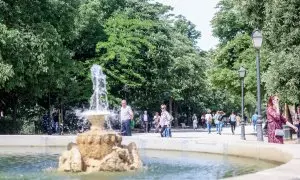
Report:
155,0,220,51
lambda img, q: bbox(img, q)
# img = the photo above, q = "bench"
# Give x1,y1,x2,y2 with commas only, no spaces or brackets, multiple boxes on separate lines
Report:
180,123,190,129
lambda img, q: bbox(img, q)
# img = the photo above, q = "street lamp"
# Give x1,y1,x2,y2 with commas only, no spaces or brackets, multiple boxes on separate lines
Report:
238,67,246,140
252,29,263,141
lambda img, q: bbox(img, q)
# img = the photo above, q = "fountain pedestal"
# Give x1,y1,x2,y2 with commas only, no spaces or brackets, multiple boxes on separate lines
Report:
58,113,142,173
58,64,142,173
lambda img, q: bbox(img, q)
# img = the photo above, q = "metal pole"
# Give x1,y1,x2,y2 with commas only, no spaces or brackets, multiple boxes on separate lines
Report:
241,77,246,140
256,49,263,141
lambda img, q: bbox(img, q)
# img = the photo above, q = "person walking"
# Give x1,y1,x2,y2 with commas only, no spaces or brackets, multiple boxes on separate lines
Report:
120,100,133,136
218,111,225,135
205,110,213,134
251,112,258,132
153,112,160,133
141,111,149,133
192,114,198,130
201,114,205,128
267,96,298,144
214,111,220,133
236,114,241,126
229,112,237,135
160,104,172,137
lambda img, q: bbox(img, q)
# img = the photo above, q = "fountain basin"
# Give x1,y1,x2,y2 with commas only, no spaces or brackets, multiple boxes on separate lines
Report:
0,135,299,179
0,147,280,180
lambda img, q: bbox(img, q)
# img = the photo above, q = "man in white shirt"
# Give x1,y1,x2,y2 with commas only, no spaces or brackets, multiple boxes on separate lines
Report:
120,100,133,136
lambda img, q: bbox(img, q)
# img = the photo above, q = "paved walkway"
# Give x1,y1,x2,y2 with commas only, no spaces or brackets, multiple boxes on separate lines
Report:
134,125,299,144
0,125,299,179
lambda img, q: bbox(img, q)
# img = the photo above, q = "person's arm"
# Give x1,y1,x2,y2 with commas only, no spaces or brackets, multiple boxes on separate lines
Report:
129,108,133,120
286,121,298,132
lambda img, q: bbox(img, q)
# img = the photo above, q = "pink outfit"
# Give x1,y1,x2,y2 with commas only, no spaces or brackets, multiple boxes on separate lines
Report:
267,107,287,144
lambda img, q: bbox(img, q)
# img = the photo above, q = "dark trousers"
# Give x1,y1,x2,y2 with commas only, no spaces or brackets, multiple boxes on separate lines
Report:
121,119,131,136
297,124,300,138
231,121,236,134
144,121,148,133
160,125,167,137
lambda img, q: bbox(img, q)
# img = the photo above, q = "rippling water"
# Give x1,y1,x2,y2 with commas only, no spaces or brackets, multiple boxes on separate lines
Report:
0,147,280,180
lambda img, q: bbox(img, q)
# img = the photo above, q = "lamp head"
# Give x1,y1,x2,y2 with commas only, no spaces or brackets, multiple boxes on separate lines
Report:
252,29,263,49
238,67,246,78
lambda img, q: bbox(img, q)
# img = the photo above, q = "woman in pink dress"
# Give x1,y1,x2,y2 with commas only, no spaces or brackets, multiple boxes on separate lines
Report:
267,96,298,144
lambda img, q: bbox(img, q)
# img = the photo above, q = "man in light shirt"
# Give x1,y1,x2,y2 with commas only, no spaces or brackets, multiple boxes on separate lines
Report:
120,100,133,136
141,111,150,133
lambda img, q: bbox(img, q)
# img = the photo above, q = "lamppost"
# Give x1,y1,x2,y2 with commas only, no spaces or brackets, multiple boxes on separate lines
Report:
238,67,246,140
251,29,263,141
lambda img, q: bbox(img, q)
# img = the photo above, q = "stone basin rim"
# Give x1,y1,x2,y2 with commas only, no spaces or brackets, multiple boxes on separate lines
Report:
0,135,299,179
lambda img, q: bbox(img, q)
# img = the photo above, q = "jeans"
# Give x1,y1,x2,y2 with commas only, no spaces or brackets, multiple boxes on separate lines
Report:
231,121,236,134
160,125,167,137
218,122,223,134
207,123,212,133
253,120,257,131
216,123,219,132
121,119,131,136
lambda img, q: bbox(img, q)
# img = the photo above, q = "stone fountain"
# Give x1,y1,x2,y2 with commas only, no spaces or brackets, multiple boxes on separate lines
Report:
58,65,142,173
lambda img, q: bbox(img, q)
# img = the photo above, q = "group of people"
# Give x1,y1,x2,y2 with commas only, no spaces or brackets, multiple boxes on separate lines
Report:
203,110,237,135
120,95,300,144
120,100,172,137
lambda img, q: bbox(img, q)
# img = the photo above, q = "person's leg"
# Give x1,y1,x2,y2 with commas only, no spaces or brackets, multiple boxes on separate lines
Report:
231,122,234,134
160,125,166,137
216,123,219,133
121,120,126,136
233,122,236,134
218,122,223,134
254,121,257,131
145,121,148,133
127,120,131,136
207,123,209,133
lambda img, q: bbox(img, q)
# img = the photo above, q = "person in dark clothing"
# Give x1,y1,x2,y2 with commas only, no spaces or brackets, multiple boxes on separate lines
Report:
52,111,59,133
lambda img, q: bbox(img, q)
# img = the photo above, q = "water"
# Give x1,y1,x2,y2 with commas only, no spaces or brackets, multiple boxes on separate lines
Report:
0,147,280,180
89,64,108,112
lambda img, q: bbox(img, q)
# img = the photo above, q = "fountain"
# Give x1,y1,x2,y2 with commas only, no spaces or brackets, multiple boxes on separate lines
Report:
58,65,142,173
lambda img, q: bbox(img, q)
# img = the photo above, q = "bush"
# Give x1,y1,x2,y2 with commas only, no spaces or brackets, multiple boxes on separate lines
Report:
0,118,23,134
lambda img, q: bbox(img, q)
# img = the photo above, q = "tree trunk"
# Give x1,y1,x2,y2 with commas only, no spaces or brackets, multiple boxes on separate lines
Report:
174,102,178,128
12,95,17,134
59,101,64,135
169,97,173,115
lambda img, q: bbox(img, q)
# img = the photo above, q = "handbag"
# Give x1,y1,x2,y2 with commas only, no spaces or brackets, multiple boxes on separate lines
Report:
275,129,284,137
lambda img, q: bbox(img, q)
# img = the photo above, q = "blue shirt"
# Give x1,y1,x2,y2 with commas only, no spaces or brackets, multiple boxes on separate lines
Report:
252,114,258,122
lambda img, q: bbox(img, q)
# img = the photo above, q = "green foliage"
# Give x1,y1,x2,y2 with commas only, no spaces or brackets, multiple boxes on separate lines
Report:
211,0,252,44
211,0,300,111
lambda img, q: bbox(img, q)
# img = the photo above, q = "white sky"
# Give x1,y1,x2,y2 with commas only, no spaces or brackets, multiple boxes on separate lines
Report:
155,0,220,50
